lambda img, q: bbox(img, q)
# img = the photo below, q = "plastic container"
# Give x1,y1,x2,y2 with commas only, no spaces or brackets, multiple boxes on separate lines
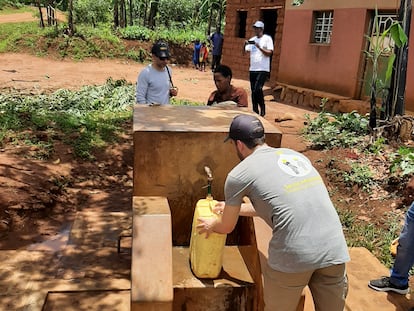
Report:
189,196,227,278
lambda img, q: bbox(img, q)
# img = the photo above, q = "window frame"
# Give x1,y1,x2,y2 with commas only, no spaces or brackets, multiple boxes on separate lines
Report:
311,10,334,45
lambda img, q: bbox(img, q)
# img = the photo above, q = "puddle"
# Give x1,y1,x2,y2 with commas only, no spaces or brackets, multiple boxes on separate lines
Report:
27,223,72,252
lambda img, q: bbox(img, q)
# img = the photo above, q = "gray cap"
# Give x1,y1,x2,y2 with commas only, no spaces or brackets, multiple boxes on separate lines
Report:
224,114,265,142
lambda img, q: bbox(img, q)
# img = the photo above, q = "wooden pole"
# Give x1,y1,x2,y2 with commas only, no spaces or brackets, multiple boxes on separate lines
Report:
388,0,411,117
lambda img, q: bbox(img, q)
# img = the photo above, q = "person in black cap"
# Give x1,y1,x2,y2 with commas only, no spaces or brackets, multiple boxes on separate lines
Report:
243,21,274,117
136,41,178,105
197,114,350,311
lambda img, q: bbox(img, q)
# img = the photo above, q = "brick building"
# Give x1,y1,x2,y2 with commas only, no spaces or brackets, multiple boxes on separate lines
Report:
223,0,414,113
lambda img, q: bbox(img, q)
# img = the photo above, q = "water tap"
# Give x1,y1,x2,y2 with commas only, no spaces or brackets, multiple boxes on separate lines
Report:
204,166,213,199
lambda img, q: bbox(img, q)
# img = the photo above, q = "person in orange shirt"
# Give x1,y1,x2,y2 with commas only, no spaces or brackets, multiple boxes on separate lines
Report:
199,42,209,72
207,64,248,107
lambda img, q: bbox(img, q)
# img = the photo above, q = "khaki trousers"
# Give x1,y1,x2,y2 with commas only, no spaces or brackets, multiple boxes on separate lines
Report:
263,263,348,311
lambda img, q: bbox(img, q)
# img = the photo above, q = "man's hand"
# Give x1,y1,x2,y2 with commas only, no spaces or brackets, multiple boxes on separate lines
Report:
212,201,225,215
196,217,217,238
170,87,178,97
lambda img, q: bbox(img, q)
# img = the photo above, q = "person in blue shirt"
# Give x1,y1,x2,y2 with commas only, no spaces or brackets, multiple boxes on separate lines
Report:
192,39,202,70
209,26,224,72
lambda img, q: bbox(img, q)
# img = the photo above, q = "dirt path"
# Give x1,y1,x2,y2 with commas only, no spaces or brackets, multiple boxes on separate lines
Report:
0,52,311,249
0,53,243,106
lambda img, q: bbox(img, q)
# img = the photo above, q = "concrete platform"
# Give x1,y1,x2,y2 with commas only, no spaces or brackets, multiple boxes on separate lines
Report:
1,209,414,310
253,217,414,311
173,246,255,311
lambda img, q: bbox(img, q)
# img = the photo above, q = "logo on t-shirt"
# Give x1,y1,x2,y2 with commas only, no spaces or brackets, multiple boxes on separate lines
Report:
278,154,312,177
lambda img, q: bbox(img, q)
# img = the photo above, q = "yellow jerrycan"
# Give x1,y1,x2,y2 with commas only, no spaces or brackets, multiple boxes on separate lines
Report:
189,167,227,279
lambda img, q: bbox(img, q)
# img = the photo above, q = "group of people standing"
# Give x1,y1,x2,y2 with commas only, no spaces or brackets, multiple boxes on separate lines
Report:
192,26,224,72
134,22,414,311
136,20,272,115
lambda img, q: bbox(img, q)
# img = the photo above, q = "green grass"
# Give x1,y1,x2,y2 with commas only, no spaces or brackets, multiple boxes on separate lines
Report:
338,208,401,268
0,78,135,160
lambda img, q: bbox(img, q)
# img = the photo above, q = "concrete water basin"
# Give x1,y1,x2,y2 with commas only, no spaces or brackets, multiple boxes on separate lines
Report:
131,105,282,310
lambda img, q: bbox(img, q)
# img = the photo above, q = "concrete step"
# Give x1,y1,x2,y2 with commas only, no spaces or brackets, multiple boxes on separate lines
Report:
172,246,255,311
301,247,414,311
253,217,414,311
345,247,414,311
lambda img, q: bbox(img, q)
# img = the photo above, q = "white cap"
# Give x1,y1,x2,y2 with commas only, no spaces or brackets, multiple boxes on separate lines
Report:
253,21,264,28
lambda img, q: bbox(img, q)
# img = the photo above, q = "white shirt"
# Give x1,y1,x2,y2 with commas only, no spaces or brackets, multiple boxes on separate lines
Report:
245,34,274,72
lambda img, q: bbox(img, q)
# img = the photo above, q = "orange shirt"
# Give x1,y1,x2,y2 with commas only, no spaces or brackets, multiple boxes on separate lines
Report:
207,85,248,107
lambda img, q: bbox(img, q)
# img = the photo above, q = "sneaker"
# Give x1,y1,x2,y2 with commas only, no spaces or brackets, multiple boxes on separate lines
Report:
368,276,409,294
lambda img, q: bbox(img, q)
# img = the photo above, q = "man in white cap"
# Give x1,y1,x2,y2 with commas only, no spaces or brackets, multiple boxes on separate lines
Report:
197,114,350,311
243,21,274,117
136,41,178,105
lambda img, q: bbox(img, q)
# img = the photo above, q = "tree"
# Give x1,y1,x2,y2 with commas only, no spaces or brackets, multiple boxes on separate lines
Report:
68,0,74,35
129,0,133,26
114,0,119,28
36,0,45,28
148,0,159,29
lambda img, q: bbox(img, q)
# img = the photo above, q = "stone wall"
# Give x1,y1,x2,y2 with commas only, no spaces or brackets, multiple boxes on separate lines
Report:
274,83,370,115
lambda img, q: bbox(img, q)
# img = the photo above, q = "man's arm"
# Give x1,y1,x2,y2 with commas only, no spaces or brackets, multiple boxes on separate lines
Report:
197,203,241,237
197,201,257,237
254,43,273,57
136,71,148,104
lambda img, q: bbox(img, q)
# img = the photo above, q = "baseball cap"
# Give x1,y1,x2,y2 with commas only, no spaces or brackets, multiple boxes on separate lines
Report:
253,21,264,28
151,41,170,58
224,114,265,142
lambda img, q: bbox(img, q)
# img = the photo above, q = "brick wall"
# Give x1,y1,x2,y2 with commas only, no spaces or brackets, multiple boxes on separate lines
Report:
222,1,285,84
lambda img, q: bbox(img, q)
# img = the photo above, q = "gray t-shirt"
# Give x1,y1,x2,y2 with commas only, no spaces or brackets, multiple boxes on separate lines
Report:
136,64,171,105
225,146,350,273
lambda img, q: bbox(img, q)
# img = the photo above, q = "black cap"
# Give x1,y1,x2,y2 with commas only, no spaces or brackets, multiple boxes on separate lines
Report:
151,41,170,58
224,114,265,142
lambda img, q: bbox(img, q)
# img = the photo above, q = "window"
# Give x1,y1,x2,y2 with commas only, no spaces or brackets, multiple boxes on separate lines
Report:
237,10,247,38
370,13,398,54
312,11,333,44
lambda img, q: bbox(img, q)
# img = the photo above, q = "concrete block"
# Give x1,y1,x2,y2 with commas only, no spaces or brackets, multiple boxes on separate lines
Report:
133,105,282,246
131,196,173,302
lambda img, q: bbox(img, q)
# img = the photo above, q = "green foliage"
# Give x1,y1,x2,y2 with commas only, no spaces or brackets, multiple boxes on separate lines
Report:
73,0,112,27
303,110,369,149
0,78,135,159
342,163,374,191
291,0,304,6
338,208,401,268
390,146,414,176
118,25,152,41
0,21,43,52
118,25,205,45
367,136,386,155
0,1,27,11
158,0,198,27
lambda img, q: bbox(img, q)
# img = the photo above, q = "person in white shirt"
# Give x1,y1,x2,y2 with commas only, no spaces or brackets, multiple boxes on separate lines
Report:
243,21,274,117
136,41,178,105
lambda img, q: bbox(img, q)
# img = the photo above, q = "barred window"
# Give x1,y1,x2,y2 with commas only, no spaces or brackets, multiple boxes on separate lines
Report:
370,13,398,54
312,11,334,44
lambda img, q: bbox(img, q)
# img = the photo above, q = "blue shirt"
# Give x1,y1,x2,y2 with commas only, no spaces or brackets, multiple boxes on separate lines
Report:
210,32,223,56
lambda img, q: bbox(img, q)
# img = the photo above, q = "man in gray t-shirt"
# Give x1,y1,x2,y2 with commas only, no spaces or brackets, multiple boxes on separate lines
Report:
136,41,178,105
197,114,350,311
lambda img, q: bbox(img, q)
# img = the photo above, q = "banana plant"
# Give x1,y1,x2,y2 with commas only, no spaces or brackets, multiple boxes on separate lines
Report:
366,9,408,128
